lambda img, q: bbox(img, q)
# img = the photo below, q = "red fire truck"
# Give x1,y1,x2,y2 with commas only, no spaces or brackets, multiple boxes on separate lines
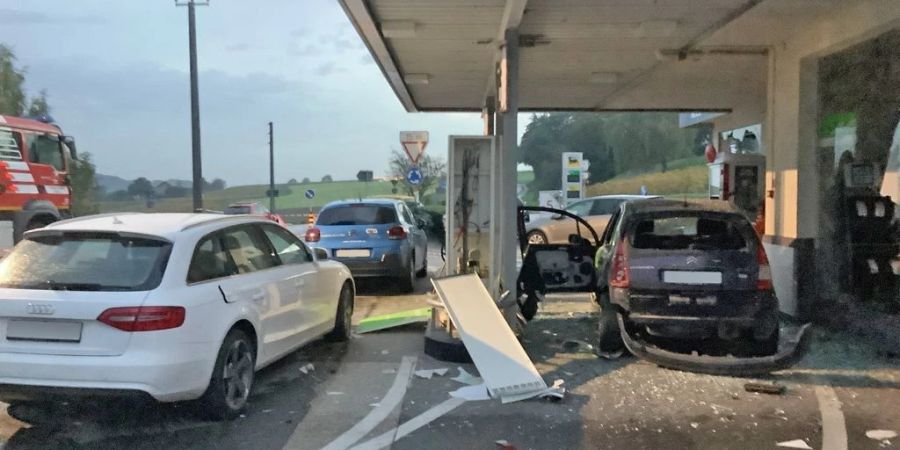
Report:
0,114,77,245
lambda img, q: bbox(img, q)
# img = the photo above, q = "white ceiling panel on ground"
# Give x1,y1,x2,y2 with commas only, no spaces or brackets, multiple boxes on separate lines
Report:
341,0,784,112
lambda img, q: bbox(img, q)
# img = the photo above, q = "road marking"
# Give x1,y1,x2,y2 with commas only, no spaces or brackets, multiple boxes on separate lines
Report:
349,397,467,450
815,386,848,450
318,356,417,450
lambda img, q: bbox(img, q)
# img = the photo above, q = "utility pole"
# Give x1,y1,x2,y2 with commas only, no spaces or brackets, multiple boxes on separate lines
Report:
176,0,208,211
268,122,276,212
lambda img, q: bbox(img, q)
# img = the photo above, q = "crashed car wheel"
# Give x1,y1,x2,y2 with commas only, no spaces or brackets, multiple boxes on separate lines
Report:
596,292,624,354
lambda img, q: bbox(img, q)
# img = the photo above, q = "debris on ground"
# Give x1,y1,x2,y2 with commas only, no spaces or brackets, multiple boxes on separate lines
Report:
540,379,566,400
776,439,812,449
744,382,786,395
451,367,483,386
356,308,432,334
561,339,594,353
414,368,449,379
450,384,491,401
299,363,315,374
495,439,518,450
867,430,898,440
433,275,549,403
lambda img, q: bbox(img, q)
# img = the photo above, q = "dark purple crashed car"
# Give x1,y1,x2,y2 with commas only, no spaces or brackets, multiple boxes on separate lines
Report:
592,199,808,374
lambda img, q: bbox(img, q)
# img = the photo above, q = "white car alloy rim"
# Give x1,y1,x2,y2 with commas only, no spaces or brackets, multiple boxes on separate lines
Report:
223,340,253,410
528,232,546,244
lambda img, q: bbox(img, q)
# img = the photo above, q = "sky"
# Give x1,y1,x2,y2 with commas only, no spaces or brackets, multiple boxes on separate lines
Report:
0,0,530,186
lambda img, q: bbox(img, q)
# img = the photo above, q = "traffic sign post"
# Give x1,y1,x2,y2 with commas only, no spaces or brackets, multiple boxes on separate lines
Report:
400,131,428,164
406,167,423,202
400,131,429,203
406,168,423,185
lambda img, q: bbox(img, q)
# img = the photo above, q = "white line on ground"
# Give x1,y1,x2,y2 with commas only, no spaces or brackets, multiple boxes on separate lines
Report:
349,397,467,450
318,356,417,450
815,386,848,450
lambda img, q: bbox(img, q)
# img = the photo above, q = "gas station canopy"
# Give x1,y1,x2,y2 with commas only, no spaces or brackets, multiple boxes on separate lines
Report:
339,0,849,113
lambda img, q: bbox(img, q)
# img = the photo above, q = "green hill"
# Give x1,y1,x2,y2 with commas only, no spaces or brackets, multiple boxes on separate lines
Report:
586,165,708,197
97,180,401,214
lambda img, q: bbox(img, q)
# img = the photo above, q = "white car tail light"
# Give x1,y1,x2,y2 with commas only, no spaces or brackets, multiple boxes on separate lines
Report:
97,306,185,332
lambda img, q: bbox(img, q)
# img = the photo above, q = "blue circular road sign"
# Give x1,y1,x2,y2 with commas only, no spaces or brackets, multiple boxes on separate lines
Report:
304,189,316,199
406,168,423,185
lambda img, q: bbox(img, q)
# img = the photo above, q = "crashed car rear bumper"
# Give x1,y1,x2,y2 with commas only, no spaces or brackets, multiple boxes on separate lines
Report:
617,314,811,376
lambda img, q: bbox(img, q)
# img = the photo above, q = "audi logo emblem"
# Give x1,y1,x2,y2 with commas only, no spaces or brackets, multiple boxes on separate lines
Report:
26,303,54,315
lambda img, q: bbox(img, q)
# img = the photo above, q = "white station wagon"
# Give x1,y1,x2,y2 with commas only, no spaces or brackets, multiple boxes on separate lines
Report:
0,213,354,419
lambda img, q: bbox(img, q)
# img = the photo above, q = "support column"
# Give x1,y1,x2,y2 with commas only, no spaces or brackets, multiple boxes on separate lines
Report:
498,28,519,305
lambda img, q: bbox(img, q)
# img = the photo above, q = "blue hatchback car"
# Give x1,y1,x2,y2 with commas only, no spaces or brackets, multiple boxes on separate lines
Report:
305,199,428,292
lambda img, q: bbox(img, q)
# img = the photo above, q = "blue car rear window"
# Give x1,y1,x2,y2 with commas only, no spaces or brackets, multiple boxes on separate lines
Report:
317,204,398,226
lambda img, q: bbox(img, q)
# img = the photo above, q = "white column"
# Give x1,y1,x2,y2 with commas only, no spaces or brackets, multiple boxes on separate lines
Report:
498,28,519,303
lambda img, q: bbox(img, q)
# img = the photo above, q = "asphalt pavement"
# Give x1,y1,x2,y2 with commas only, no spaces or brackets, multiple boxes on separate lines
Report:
1,253,899,449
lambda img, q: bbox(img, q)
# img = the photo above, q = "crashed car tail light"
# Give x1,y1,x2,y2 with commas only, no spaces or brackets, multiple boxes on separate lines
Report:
387,225,407,240
98,306,185,332
757,244,773,291
305,227,321,243
609,240,630,288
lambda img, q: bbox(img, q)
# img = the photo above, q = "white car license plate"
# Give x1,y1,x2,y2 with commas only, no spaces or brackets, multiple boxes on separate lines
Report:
335,249,371,258
7,319,82,342
663,271,722,284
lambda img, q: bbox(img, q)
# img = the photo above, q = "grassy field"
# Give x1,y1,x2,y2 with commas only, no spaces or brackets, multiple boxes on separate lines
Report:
97,180,401,213
586,164,708,197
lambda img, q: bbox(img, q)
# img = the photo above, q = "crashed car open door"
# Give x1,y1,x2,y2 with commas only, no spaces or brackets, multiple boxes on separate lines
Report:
516,206,601,320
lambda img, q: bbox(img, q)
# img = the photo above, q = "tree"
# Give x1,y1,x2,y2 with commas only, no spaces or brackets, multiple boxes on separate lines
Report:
163,185,189,198
127,177,154,199
287,178,299,185
209,178,226,191
107,190,132,201
519,112,701,192
301,177,311,183
321,175,333,182
26,89,50,116
388,149,446,197
0,44,26,116
69,152,99,216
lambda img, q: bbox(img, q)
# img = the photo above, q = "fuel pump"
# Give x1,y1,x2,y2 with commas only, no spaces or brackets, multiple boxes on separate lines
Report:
838,159,898,301
707,144,766,234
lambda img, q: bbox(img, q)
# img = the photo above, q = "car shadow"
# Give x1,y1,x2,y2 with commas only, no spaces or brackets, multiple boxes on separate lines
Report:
3,339,351,450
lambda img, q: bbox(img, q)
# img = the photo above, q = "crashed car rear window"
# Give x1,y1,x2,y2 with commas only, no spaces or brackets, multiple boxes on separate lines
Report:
630,215,748,250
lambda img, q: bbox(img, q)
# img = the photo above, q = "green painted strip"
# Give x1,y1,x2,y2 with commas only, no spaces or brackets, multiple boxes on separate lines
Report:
356,308,432,334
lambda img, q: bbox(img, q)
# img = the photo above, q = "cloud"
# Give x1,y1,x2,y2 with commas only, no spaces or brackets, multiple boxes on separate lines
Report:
0,9,105,25
286,41,318,57
224,42,252,53
314,61,346,76
23,60,315,184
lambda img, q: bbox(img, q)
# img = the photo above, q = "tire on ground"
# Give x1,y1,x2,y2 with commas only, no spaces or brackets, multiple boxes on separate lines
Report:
198,328,255,420
326,282,354,342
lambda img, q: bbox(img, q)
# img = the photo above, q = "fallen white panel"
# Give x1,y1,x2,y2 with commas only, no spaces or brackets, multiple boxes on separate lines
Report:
449,384,491,401
432,274,547,400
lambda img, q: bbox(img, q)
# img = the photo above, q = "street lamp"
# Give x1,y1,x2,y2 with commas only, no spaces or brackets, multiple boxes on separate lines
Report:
175,0,208,211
